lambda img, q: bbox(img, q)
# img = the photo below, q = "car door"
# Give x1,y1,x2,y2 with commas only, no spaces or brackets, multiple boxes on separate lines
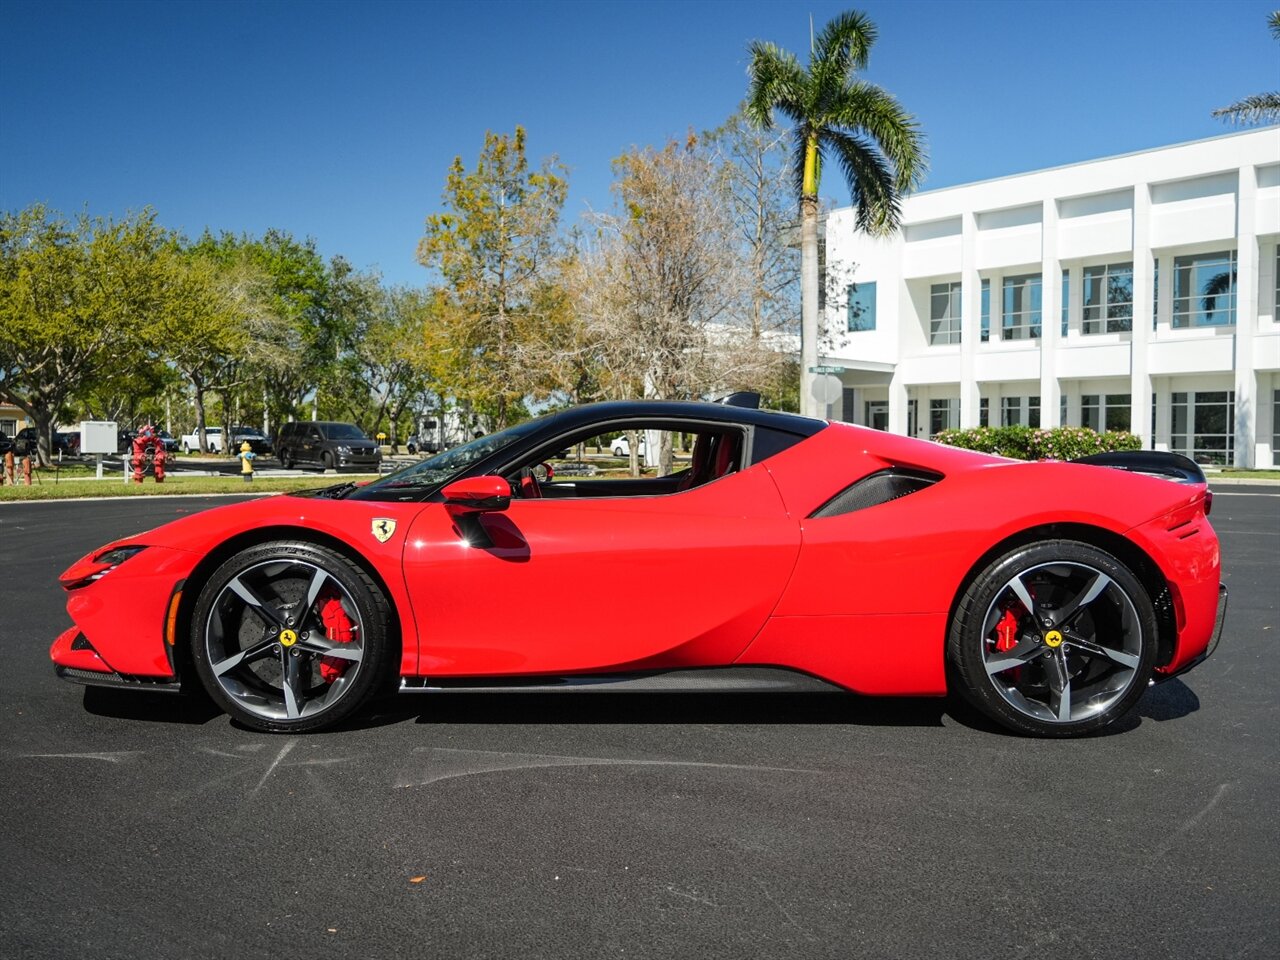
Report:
400,462,801,677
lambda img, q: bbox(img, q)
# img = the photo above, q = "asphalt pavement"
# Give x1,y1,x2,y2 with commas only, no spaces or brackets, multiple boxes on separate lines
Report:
1,490,1276,960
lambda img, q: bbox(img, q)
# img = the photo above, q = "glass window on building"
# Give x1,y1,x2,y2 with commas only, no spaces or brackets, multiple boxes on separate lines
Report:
1269,386,1280,471
1153,259,1159,330
1172,252,1237,328
1082,394,1100,432
1084,393,1133,433
1002,274,1042,340
1273,388,1280,467
929,282,962,345
841,388,856,423
979,397,989,427
848,281,877,331
1274,248,1280,319
908,399,918,437
929,398,959,437
1105,393,1131,432
980,279,990,342
1001,396,1041,428
1061,270,1069,337
1170,391,1235,464
1082,262,1133,334
865,400,888,431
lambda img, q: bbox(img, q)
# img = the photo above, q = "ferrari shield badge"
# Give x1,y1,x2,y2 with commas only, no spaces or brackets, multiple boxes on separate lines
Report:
371,518,397,543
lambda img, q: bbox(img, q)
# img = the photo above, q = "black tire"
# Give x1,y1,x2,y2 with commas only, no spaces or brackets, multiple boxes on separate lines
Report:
947,540,1158,737
281,449,294,469
189,540,393,733
322,451,335,471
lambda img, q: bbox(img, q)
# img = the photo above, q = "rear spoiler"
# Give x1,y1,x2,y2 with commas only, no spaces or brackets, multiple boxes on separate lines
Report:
1071,451,1206,484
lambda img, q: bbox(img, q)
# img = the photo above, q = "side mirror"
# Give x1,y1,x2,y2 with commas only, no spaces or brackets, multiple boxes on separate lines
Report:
442,475,512,514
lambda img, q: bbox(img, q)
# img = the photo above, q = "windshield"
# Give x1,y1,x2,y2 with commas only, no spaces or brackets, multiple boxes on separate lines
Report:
232,426,266,437
320,423,369,440
354,417,547,498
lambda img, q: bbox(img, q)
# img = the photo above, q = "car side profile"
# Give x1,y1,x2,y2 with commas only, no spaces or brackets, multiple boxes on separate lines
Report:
275,421,381,471
51,397,1225,738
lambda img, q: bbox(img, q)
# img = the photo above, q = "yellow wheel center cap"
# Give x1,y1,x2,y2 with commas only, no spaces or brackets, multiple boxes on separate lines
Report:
278,629,298,647
1044,630,1064,648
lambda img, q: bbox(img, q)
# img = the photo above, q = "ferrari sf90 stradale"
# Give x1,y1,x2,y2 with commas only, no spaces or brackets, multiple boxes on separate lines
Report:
52,397,1226,737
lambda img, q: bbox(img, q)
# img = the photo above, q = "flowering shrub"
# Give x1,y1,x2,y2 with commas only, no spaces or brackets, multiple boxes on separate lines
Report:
933,425,1141,461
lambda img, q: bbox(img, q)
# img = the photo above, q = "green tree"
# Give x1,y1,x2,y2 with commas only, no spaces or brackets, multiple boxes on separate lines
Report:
1213,12,1280,124
0,206,169,465
187,230,331,433
417,127,569,430
152,251,271,452
705,108,797,342
324,274,436,443
746,10,925,416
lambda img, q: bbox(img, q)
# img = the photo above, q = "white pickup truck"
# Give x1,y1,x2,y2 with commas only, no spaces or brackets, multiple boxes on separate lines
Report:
180,427,224,453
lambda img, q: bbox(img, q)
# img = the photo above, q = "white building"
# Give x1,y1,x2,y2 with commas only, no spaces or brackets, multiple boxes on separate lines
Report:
821,127,1280,467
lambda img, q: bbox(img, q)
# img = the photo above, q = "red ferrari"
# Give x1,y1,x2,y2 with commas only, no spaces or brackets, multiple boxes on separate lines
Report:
51,397,1226,737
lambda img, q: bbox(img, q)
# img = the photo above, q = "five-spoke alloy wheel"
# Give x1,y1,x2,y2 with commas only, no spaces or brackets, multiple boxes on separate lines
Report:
190,541,392,732
948,540,1158,737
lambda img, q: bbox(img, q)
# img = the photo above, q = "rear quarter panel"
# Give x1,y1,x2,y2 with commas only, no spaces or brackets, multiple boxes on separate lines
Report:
736,424,1213,694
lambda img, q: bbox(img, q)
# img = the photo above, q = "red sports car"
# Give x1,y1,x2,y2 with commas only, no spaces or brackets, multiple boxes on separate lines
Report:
51,397,1226,737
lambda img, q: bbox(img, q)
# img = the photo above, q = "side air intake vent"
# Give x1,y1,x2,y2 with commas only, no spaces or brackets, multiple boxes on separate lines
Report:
810,467,942,518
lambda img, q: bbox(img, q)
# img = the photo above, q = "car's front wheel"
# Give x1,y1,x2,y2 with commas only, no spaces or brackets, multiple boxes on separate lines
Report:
947,540,1158,737
189,541,393,733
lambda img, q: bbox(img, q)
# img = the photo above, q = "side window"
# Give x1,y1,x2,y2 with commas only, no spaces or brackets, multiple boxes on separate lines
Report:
510,425,745,500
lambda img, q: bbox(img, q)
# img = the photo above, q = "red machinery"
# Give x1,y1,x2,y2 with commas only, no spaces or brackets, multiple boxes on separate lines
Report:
130,425,167,483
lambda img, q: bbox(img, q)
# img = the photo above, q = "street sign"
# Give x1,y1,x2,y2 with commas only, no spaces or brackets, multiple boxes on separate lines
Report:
810,374,842,405
808,365,846,374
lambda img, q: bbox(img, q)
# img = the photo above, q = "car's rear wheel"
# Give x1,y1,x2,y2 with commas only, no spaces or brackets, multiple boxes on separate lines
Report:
190,541,392,733
281,449,294,469
947,540,1158,737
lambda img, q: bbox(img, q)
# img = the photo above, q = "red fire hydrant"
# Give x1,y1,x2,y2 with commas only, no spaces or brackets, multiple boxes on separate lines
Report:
3,450,13,485
22,455,32,486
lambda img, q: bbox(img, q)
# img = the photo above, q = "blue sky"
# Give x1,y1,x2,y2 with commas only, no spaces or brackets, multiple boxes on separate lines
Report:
3,0,1277,287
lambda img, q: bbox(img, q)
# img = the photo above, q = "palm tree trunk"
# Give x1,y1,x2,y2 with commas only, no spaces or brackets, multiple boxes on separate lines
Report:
799,193,820,417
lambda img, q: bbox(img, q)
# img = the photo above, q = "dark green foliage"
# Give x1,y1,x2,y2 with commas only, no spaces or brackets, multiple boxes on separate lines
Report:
933,425,1143,461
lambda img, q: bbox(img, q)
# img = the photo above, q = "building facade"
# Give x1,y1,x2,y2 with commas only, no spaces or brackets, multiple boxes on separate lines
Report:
1,402,30,440
822,127,1280,467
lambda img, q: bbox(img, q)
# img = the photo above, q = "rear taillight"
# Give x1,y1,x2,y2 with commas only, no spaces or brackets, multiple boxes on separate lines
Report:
1204,490,1213,517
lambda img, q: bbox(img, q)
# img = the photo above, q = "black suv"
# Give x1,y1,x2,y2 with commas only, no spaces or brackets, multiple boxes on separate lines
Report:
14,427,75,456
275,421,382,471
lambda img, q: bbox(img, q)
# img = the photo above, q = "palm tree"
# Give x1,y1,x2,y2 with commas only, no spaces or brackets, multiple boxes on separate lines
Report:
747,10,925,416
1212,12,1280,124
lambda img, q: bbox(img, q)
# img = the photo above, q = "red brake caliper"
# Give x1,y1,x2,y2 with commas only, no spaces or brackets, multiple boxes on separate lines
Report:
994,609,1020,652
319,595,355,683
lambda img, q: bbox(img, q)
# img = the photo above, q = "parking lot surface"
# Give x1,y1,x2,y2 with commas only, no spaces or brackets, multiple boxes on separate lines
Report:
2,490,1277,959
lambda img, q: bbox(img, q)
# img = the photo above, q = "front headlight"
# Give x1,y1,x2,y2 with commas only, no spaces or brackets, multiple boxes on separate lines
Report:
61,544,148,590
93,545,147,569
337,445,353,454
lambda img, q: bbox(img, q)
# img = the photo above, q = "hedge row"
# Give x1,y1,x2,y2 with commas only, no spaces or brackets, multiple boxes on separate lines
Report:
932,425,1142,461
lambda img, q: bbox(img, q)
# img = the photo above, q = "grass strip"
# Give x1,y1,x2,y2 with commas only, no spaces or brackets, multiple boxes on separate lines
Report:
0,474,373,502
